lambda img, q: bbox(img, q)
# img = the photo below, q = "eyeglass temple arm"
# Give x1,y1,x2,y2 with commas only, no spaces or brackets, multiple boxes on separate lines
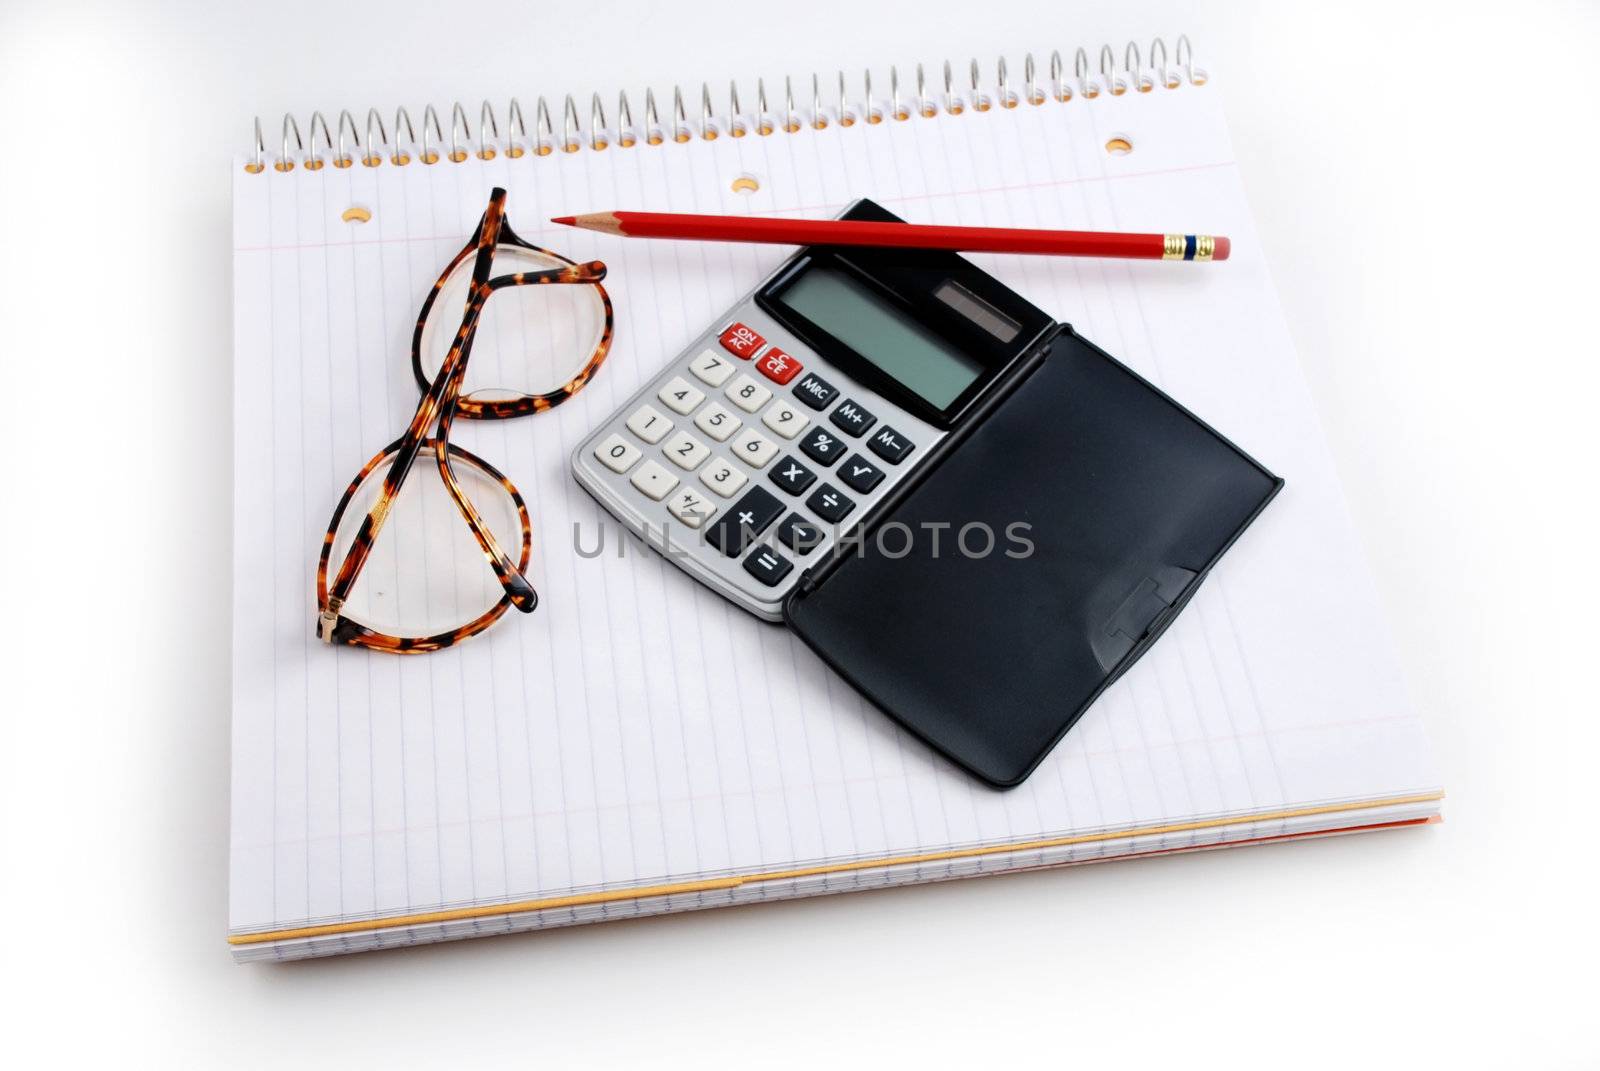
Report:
485,261,607,291
429,330,538,612
325,190,537,622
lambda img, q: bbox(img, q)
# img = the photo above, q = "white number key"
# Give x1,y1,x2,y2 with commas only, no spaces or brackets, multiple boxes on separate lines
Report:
593,433,641,474
625,403,672,444
693,401,743,442
629,459,679,501
699,458,749,498
725,373,772,413
761,399,807,440
688,348,736,387
662,429,711,470
666,487,718,529
657,376,705,415
730,427,778,468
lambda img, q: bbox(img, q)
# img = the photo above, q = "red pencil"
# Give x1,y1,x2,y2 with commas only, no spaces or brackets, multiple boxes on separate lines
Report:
552,210,1230,262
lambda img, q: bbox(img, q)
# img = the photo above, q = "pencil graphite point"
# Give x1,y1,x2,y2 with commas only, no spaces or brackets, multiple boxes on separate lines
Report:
553,211,625,236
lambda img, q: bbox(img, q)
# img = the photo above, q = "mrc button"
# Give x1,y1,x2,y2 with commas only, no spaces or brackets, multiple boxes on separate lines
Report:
791,372,838,411
718,322,765,359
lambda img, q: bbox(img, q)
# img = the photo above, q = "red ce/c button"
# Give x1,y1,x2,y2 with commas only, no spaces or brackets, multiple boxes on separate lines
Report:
756,347,803,385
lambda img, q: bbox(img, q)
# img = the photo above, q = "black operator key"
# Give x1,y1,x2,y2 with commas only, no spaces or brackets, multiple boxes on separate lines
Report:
770,454,818,495
777,513,825,555
792,372,839,411
838,454,885,494
806,483,855,524
829,399,877,437
866,425,915,464
705,486,784,557
742,545,795,587
799,426,849,466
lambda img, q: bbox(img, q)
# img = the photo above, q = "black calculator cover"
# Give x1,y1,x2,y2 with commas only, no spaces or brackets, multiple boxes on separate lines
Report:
783,327,1282,787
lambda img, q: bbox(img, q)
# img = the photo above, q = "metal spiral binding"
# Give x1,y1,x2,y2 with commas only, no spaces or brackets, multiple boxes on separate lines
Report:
246,36,1205,171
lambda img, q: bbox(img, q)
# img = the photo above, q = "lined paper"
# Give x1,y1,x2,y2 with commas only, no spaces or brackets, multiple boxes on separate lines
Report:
230,82,1439,953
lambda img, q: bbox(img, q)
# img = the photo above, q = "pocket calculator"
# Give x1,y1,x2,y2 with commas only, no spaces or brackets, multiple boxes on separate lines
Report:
571,198,1280,785
571,199,1055,620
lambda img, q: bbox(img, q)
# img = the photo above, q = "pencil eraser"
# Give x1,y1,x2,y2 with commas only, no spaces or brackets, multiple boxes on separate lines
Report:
1213,236,1230,261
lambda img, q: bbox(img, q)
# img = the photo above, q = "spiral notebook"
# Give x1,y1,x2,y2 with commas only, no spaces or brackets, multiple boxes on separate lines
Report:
229,37,1442,961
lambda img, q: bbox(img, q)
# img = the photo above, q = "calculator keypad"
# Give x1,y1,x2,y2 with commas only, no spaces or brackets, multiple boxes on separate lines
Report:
756,347,803,385
867,425,914,463
699,458,749,498
838,454,885,493
806,483,855,524
761,399,808,440
829,400,876,437
630,459,679,501
725,373,772,413
770,455,817,495
667,488,717,528
793,373,838,410
693,402,743,442
799,427,848,466
574,301,942,618
626,404,673,444
658,376,705,415
594,434,641,474
777,513,824,555
730,427,779,468
743,545,794,586
688,348,736,387
662,429,711,470
706,486,784,556
719,322,765,359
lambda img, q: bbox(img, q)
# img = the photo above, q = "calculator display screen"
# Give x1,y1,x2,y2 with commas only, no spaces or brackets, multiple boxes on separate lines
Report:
776,266,985,410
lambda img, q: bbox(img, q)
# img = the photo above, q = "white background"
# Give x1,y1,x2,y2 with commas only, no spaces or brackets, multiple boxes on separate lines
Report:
2,0,1597,1066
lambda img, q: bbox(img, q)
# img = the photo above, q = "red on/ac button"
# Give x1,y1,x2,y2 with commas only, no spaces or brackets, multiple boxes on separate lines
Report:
718,322,765,359
756,347,803,385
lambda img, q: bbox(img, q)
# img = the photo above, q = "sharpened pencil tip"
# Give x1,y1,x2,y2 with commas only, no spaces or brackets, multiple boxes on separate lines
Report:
550,216,576,226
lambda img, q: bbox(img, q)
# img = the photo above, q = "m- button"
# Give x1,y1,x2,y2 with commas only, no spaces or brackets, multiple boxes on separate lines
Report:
866,425,914,463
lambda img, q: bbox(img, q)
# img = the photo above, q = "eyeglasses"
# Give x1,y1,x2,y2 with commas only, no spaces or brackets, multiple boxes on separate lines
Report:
316,187,613,652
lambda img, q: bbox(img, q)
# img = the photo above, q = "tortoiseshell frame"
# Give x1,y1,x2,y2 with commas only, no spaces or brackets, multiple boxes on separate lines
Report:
410,219,615,420
315,187,612,653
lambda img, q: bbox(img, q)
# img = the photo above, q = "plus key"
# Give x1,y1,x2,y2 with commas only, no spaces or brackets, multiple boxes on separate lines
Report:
704,485,784,557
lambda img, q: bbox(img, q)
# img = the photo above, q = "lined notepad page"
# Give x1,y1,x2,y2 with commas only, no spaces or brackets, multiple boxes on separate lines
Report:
230,82,1439,945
